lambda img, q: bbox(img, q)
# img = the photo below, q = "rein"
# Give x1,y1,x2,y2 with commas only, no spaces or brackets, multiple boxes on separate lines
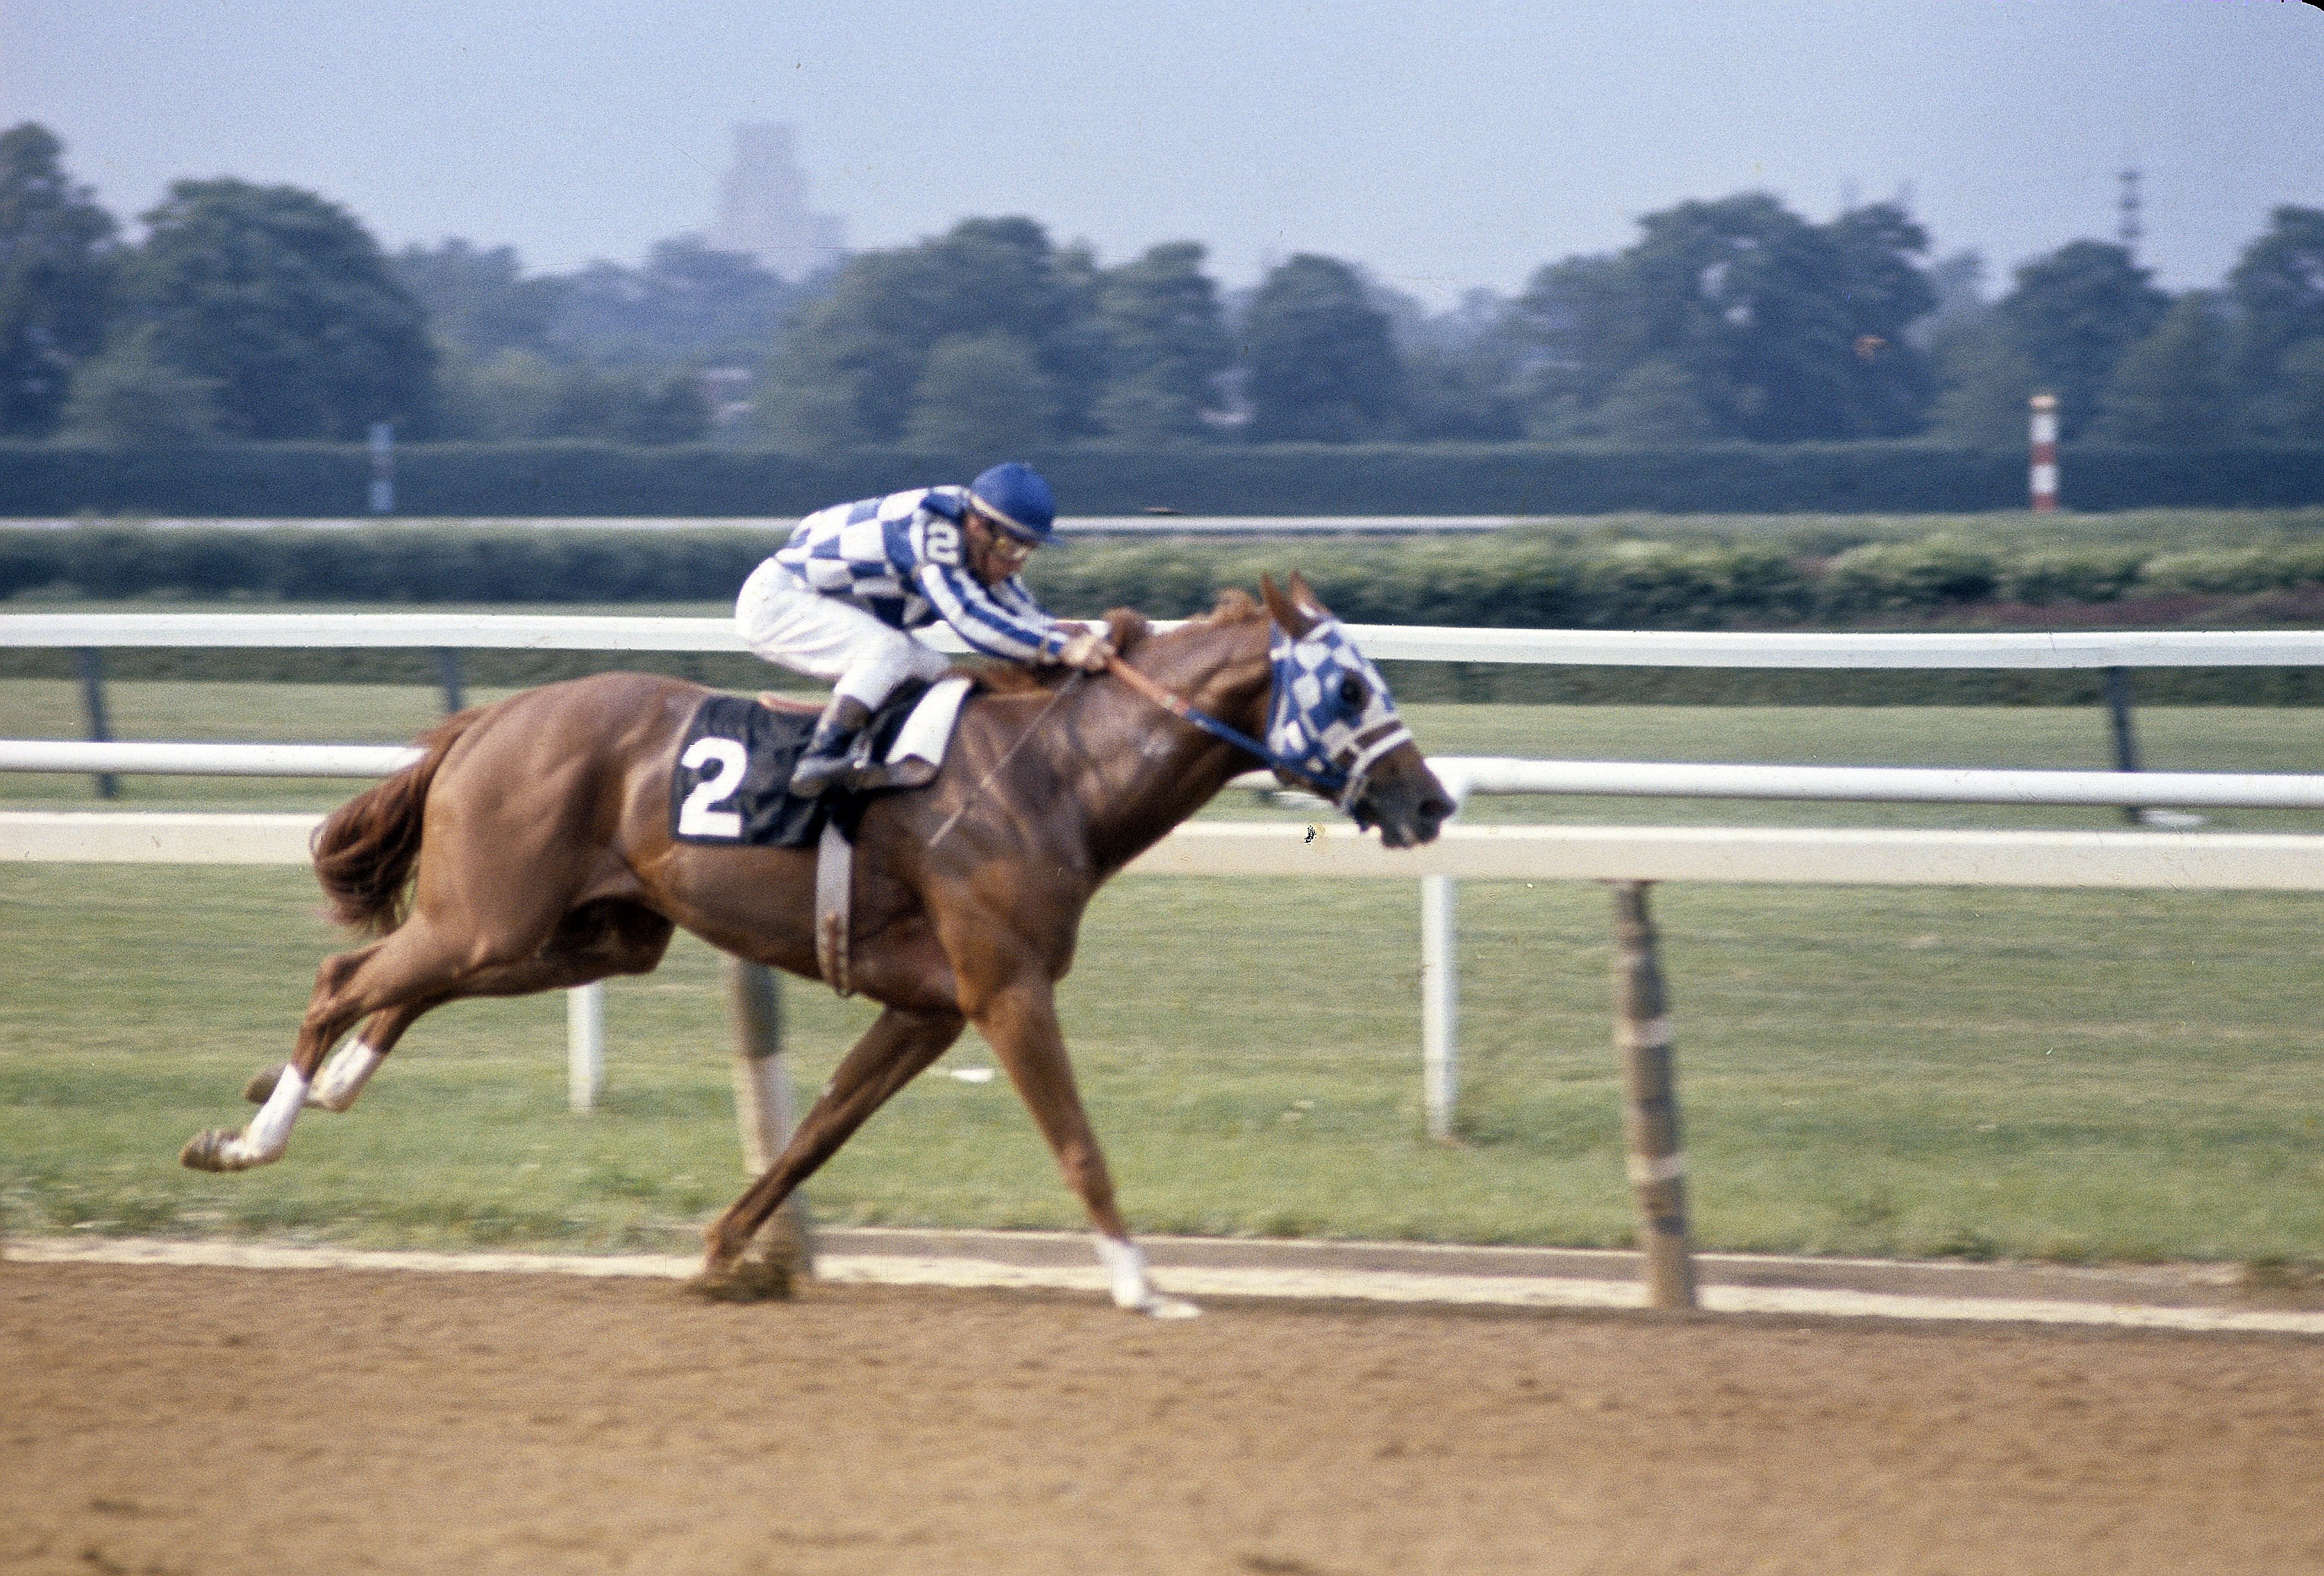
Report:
925,633,1378,857
922,669,1087,852
1102,654,1349,803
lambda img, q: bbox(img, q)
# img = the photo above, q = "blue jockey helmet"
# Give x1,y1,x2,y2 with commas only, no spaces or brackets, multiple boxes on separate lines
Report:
969,461,1057,544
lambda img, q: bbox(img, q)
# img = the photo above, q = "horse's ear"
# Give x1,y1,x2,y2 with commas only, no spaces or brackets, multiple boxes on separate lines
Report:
1286,570,1334,623
1259,573,1316,638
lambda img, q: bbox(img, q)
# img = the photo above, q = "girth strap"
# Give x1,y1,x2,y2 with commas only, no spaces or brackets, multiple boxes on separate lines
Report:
814,819,853,998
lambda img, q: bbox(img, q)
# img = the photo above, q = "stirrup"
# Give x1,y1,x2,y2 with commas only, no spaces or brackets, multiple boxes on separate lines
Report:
788,738,861,797
846,755,940,793
785,729,869,804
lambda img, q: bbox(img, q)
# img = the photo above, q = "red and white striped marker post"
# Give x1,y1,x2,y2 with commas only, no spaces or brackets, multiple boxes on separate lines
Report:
2029,393,2059,513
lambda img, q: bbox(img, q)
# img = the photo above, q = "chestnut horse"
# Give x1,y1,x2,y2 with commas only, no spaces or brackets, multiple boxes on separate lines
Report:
181,575,1452,1316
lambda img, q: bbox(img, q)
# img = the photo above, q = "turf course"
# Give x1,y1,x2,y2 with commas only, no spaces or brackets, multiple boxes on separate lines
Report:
5,680,2324,1267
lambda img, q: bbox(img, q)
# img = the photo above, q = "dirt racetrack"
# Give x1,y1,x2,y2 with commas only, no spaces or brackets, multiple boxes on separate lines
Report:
3,1260,2321,1575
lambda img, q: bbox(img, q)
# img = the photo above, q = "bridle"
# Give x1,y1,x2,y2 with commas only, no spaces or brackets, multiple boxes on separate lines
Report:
925,619,1409,854
1103,618,1412,814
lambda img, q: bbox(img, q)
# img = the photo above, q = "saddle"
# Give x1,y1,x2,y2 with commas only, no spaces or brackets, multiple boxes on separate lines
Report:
667,676,973,850
669,677,975,1000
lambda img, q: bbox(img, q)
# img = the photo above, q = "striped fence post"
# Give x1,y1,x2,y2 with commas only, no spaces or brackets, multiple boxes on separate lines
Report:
1610,881,1698,1310
2030,394,2060,513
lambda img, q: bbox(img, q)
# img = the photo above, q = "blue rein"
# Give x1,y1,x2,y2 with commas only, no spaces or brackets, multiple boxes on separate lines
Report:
1103,647,1354,805
1180,702,1350,802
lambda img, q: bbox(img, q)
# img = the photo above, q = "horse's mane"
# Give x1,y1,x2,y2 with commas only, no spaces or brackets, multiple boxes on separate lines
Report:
957,590,1262,695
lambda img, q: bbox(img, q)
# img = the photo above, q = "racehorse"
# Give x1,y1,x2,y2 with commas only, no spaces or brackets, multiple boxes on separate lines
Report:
181,573,1454,1316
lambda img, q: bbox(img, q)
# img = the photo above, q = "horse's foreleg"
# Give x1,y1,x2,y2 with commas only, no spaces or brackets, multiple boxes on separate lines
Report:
700,1004,966,1274
975,980,1200,1320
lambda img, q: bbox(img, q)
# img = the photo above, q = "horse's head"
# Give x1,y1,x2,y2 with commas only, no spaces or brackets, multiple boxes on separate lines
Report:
1258,572,1454,849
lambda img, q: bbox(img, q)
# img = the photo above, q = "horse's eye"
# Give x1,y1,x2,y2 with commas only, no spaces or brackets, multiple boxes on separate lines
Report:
1339,675,1367,710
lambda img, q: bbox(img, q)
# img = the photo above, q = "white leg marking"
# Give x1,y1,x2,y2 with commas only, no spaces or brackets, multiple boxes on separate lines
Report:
217,1065,309,1168
309,1041,384,1112
1094,1234,1201,1319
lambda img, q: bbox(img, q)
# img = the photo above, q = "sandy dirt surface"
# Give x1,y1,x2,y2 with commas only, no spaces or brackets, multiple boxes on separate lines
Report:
3,1260,2321,1576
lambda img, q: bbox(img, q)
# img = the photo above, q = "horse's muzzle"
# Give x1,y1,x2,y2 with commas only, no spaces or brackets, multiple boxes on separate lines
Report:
1361,750,1455,850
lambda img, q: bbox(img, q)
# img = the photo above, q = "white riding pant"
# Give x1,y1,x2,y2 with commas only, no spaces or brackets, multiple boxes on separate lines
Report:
735,560,953,712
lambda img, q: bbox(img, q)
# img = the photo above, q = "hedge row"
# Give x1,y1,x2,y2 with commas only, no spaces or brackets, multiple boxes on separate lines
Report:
8,439,2324,517
14,522,2324,628
0,526,768,603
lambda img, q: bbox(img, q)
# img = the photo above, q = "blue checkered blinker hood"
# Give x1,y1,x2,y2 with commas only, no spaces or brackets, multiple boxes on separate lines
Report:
1261,614,1415,816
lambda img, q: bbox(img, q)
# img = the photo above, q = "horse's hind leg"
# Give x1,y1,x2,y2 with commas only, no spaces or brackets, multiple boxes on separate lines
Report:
242,902,672,1113
179,935,412,1172
699,1004,966,1285
186,902,672,1172
241,998,426,1111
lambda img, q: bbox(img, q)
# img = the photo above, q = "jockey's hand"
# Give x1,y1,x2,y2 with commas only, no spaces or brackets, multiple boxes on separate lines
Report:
1056,625,1116,672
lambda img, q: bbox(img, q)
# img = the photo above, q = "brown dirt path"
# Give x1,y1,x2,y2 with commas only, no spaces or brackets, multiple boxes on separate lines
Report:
3,1260,2320,1576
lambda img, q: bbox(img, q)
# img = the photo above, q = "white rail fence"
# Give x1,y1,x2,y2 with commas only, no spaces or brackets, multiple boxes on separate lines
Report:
16,738,2324,814
12,609,2324,665
10,612,2324,1307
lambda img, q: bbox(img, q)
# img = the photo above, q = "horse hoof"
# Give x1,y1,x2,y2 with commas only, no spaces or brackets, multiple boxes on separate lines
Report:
687,1254,797,1304
243,1065,286,1104
179,1129,242,1172
1139,1294,1202,1320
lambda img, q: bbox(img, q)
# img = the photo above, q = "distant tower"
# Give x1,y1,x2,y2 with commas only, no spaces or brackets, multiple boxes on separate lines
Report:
2118,166,2143,259
708,124,846,280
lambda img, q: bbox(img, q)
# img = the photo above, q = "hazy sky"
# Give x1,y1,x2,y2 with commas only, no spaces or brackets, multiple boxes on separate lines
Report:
3,1,2319,307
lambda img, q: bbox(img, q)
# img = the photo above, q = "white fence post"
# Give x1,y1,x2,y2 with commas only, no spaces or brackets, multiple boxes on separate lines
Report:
1421,874,1459,1141
566,982,605,1113
724,956,815,1275
725,958,797,1173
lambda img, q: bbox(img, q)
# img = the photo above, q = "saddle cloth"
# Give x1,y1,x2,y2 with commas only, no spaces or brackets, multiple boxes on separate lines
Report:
668,676,974,848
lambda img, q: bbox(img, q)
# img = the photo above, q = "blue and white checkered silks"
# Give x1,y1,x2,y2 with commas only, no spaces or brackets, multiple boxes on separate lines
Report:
1262,616,1415,813
773,485,1070,663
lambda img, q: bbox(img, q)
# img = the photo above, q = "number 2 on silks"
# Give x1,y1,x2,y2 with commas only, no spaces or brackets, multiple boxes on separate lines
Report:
678,735,749,838
922,518,962,566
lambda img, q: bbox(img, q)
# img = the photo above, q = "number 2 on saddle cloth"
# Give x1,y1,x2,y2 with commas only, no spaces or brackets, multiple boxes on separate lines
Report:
668,678,960,848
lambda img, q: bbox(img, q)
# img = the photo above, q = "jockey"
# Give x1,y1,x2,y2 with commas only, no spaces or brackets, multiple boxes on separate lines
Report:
736,461,1116,795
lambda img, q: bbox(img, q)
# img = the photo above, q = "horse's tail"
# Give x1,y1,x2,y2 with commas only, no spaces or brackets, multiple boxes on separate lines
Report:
311,707,485,937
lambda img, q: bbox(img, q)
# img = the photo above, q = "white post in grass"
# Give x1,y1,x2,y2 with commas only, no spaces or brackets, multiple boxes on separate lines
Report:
567,982,606,1113
1421,874,1459,1140
724,958,797,1173
724,956,815,1272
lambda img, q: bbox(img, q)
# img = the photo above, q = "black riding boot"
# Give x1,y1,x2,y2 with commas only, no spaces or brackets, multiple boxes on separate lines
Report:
788,695,875,797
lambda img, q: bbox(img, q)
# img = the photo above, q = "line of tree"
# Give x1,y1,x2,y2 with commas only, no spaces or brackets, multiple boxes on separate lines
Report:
6,119,2321,454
